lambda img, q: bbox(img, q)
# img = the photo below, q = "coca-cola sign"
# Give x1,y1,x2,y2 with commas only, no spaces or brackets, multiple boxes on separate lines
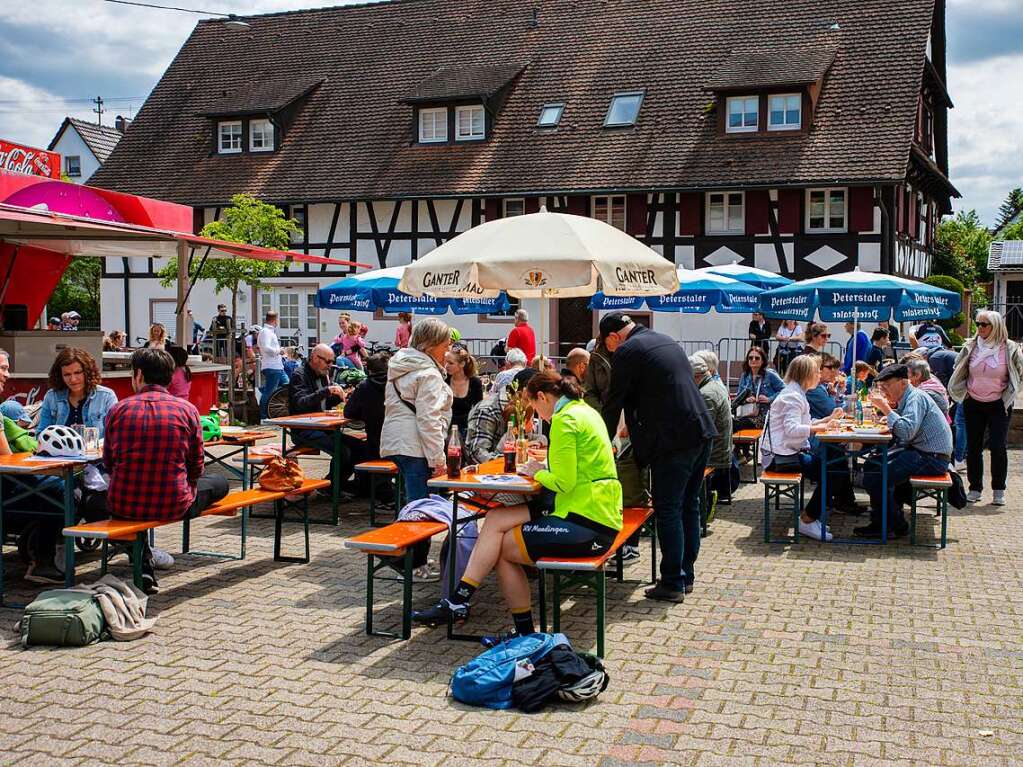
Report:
0,140,60,178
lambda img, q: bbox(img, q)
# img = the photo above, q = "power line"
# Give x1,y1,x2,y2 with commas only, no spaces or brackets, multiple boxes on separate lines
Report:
0,97,145,105
100,0,232,15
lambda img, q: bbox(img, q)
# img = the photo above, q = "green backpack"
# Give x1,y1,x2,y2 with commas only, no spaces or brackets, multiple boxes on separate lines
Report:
3,415,37,453
20,590,106,648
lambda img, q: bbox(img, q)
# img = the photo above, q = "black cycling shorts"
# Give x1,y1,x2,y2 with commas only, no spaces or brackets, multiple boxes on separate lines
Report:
514,514,616,564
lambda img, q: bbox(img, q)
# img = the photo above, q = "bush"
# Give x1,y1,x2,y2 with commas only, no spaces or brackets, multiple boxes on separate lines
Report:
925,274,965,331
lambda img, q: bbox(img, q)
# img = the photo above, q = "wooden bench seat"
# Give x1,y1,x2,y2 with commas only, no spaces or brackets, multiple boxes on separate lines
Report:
909,473,952,549
354,460,399,475
354,460,403,527
760,471,803,544
535,507,654,658
733,429,763,482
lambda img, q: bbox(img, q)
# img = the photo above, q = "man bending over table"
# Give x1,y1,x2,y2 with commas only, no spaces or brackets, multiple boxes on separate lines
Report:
104,349,229,594
858,363,953,539
287,343,351,492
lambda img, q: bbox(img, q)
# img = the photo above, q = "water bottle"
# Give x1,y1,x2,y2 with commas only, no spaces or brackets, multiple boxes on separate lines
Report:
855,396,864,426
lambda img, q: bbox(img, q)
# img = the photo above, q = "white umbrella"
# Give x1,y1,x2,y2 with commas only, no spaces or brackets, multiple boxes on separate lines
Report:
399,207,679,361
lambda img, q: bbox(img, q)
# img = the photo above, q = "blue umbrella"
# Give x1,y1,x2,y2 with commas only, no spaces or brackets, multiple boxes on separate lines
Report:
590,268,762,314
702,260,794,290
758,268,961,323
317,265,511,315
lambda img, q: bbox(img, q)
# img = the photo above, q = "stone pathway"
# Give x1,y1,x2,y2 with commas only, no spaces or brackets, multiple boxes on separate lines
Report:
2,455,1022,766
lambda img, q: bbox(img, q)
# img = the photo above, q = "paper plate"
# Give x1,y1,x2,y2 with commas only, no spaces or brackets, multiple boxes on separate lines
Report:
220,425,245,434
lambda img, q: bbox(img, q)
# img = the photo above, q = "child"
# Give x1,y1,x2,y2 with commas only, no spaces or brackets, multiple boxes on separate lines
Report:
340,320,366,369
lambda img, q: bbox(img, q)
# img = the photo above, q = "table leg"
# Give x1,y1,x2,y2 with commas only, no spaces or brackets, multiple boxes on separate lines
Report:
240,445,249,560
332,429,341,526
881,444,889,545
446,492,458,639
819,450,829,544
63,467,76,588
0,475,7,606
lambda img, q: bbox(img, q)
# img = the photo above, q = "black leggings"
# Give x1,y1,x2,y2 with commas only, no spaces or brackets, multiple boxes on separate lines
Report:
963,397,1011,492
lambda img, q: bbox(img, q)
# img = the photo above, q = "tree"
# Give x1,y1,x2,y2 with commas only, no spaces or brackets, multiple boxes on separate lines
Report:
995,187,1023,232
49,257,101,329
158,194,300,331
1000,217,1023,242
934,210,992,292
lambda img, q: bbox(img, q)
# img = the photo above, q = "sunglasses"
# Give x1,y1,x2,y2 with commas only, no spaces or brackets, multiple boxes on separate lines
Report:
747,356,763,362
977,321,992,328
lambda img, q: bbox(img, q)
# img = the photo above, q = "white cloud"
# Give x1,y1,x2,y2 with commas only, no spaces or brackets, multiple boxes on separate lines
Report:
0,76,96,149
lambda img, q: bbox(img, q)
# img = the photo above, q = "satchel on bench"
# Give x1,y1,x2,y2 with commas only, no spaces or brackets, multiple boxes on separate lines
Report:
258,455,305,492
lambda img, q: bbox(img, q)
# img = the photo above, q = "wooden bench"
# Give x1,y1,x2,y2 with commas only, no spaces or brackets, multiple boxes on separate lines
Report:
353,460,403,527
62,479,328,588
733,429,763,482
701,466,715,537
535,506,655,658
909,473,952,549
760,471,803,544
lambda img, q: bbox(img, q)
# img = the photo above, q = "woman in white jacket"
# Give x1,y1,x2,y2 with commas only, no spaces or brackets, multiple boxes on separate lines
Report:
380,318,454,502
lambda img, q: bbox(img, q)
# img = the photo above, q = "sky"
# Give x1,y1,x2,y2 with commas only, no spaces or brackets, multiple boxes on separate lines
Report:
0,0,1020,225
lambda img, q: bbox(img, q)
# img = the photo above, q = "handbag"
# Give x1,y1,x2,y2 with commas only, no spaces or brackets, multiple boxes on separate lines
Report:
735,377,763,420
19,589,106,648
258,455,305,492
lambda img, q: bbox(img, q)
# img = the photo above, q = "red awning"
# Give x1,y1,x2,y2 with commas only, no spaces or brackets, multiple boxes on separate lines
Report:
0,202,369,267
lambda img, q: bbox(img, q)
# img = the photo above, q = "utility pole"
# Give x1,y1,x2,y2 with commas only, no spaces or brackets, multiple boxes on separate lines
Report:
92,96,105,125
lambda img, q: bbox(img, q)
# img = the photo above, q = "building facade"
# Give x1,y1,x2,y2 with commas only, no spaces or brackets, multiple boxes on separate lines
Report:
91,0,956,351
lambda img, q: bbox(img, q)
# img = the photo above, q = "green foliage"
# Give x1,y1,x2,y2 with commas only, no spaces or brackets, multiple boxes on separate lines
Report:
925,274,966,331
995,187,1023,231
158,194,300,317
934,209,991,292
1000,217,1023,242
49,257,101,329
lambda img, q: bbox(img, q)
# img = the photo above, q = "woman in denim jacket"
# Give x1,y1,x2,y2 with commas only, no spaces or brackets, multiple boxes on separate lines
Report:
38,348,118,438
731,346,785,460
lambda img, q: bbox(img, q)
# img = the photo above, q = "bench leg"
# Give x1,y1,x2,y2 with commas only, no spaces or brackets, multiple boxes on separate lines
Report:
273,497,310,564
596,570,606,659
401,548,413,641
100,540,109,576
763,488,771,544
131,534,144,590
552,572,561,633
365,553,376,636
182,518,191,554
910,489,918,546
537,570,548,632
940,490,948,549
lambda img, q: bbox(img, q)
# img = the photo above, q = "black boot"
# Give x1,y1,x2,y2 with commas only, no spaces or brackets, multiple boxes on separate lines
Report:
412,599,469,626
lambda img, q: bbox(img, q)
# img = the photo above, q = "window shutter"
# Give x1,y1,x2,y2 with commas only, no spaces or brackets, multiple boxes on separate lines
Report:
745,191,769,235
485,199,500,221
626,194,647,237
849,187,875,233
566,195,588,216
525,198,540,214
776,189,801,233
678,193,701,235
909,194,919,239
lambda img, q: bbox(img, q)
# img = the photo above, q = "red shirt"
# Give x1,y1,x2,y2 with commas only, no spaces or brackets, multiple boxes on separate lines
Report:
507,323,536,362
103,384,204,521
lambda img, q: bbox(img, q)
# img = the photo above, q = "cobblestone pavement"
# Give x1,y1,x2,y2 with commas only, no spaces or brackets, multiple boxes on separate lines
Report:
2,451,1023,767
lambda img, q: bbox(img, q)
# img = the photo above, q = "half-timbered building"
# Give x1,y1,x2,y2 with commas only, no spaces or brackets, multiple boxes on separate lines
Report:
91,0,957,351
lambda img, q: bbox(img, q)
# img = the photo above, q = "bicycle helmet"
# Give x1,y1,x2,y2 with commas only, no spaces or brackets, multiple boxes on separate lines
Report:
36,425,85,458
200,415,222,442
556,669,608,703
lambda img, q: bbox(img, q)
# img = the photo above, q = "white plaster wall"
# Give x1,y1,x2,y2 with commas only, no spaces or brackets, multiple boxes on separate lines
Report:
52,128,101,183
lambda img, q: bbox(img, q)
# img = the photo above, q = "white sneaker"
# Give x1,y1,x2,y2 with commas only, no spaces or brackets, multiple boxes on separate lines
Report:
967,490,982,504
954,461,966,473
798,519,833,542
151,547,175,570
993,490,1006,506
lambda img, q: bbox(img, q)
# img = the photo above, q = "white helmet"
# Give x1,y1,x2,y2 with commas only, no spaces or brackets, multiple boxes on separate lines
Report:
556,669,608,703
37,425,85,458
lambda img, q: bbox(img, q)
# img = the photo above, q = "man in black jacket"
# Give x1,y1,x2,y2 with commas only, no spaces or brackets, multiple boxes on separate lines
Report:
288,343,349,487
601,313,716,602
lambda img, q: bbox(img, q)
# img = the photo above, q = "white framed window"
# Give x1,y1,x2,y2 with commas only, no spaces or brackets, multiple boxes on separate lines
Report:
218,121,242,154
250,118,274,151
768,93,801,131
592,195,626,230
503,198,526,217
726,96,759,133
418,107,448,143
604,92,644,127
706,192,745,234
64,155,81,177
455,105,485,141
537,102,564,127
806,188,848,233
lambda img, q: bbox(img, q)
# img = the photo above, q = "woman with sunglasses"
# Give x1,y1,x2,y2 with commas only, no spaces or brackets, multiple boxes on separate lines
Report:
732,347,785,460
948,310,1023,505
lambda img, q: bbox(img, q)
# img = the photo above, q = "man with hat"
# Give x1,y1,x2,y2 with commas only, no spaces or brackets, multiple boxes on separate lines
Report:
860,363,953,538
600,312,717,602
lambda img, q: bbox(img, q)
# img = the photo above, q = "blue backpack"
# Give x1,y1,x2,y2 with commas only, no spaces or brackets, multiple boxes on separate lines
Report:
450,632,566,709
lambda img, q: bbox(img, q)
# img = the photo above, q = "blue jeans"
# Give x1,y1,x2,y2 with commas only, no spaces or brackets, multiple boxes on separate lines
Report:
259,368,290,420
292,429,353,486
649,441,711,591
390,455,431,505
953,403,967,463
863,448,948,531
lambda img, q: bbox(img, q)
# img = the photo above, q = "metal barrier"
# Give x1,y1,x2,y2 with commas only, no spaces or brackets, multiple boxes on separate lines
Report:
715,337,844,392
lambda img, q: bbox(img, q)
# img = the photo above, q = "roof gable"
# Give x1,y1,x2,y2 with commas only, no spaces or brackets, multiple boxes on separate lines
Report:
49,117,124,162
403,62,527,103
199,77,325,118
706,45,838,92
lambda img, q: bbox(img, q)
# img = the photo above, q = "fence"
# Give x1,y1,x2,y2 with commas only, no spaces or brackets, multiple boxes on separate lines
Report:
716,337,844,392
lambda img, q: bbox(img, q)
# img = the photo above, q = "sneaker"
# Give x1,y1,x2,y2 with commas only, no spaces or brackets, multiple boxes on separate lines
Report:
141,572,159,595
412,599,469,626
412,563,440,583
619,545,641,563
954,460,966,473
853,522,908,538
24,561,63,585
151,547,175,570
833,499,867,516
993,490,1006,506
967,490,982,504
643,582,685,603
798,519,833,542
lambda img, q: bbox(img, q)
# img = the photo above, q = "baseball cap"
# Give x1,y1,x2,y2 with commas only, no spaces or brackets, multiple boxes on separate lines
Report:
48,317,60,325
875,363,908,382
67,311,81,319
0,399,28,424
598,312,633,339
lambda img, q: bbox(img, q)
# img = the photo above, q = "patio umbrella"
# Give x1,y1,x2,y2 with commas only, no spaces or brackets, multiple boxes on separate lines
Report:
399,207,679,360
589,267,762,314
701,260,794,290
316,265,511,315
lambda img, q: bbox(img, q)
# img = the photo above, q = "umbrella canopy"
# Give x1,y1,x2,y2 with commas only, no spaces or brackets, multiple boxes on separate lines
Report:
702,261,794,290
399,208,679,299
759,268,961,323
316,265,511,315
590,268,762,314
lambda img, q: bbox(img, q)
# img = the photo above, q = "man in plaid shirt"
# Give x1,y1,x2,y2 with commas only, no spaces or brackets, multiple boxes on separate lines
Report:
104,349,228,592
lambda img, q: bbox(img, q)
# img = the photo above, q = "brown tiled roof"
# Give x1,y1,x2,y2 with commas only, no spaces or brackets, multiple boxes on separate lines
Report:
404,63,527,103
49,117,124,162
198,78,325,117
705,45,838,92
91,0,943,207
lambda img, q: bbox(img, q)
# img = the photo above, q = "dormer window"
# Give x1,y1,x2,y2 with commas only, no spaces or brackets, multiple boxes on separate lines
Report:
419,107,448,143
768,94,801,131
250,118,275,151
537,102,564,128
726,96,758,133
455,105,485,141
218,121,242,154
604,92,643,127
